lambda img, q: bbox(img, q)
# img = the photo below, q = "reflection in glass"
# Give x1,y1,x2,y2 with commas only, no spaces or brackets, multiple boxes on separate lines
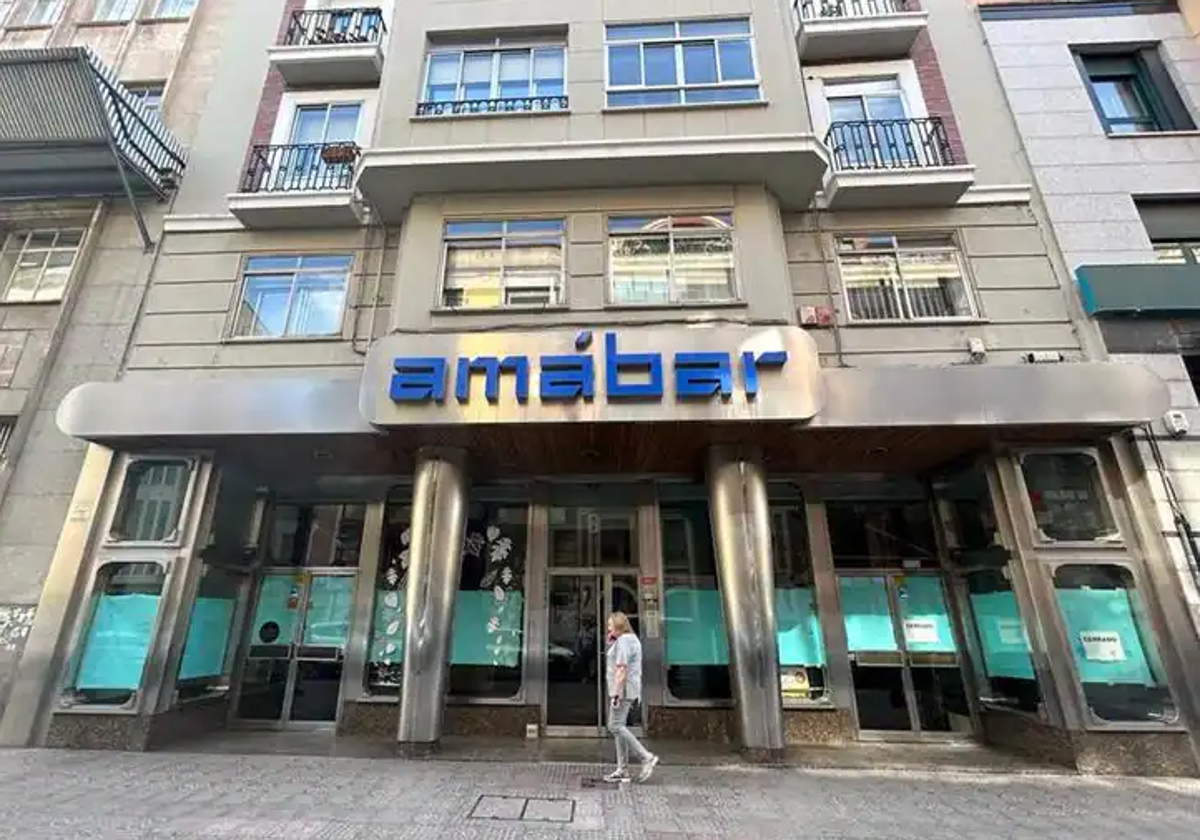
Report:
367,499,410,693
111,459,191,542
963,569,1041,714
546,575,601,726
265,504,364,567
1021,452,1119,542
771,507,827,702
176,566,240,700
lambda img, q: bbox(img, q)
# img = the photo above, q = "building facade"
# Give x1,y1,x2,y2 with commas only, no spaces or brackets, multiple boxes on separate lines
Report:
1,0,1198,774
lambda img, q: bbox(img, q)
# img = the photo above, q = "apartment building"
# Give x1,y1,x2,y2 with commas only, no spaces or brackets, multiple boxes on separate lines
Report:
0,0,237,738
2,0,1197,774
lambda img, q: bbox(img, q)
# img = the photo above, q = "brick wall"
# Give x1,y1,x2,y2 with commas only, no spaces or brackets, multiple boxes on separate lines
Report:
911,29,968,164
241,0,306,179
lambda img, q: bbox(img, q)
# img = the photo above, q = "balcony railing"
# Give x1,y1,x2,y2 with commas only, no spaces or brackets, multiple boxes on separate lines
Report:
825,118,955,171
282,7,386,47
241,143,360,193
415,96,570,117
796,0,910,19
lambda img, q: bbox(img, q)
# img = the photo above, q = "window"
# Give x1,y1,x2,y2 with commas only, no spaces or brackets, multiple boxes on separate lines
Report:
368,496,409,693
1053,564,1176,724
608,214,736,305
962,568,1041,715
420,42,566,115
835,233,975,322
1076,50,1193,135
0,1,15,25
771,506,828,704
126,83,164,114
1152,242,1200,265
0,228,84,303
176,566,240,700
154,0,196,18
63,562,166,706
264,504,365,567
15,0,60,25
110,458,193,543
441,219,565,308
232,254,351,339
92,0,136,21
828,499,939,569
1020,451,1119,543
605,19,759,107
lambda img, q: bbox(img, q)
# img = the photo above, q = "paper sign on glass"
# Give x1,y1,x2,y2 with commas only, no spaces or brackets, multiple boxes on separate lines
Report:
996,618,1026,647
1080,630,1125,662
903,619,939,645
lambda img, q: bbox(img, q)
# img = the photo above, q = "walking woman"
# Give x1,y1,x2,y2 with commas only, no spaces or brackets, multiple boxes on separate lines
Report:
604,611,659,782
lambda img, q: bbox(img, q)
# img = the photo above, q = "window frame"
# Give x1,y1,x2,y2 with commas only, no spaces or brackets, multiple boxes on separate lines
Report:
1074,47,1195,135
227,252,354,342
419,39,568,113
92,0,137,22
834,232,978,324
1014,448,1124,548
13,0,61,26
125,82,165,114
153,0,197,19
104,455,200,547
603,18,762,108
1152,241,1200,265
605,211,741,307
770,503,832,708
437,217,567,310
0,227,87,304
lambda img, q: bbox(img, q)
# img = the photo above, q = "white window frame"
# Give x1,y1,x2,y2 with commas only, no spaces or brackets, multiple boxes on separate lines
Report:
606,212,740,306
804,59,927,139
603,18,762,108
125,81,165,113
228,253,353,341
269,89,375,148
834,232,977,324
419,39,568,108
15,0,62,26
154,0,197,18
92,0,137,22
1,227,86,303
438,218,567,310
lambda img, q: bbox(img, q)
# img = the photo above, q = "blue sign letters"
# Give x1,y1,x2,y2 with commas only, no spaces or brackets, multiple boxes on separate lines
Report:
390,331,787,405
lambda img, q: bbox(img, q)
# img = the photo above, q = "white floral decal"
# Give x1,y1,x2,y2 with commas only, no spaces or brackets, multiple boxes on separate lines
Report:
0,605,34,652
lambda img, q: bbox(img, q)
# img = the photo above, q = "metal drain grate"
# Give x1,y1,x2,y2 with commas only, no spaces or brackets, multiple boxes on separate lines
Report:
469,794,576,824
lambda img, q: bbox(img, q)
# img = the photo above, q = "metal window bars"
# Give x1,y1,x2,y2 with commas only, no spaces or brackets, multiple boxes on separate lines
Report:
796,0,909,19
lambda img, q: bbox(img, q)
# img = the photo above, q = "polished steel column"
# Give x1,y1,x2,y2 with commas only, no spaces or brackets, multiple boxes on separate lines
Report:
706,445,785,757
397,447,468,753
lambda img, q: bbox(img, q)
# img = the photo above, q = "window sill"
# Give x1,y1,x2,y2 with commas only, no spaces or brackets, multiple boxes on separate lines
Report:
603,99,769,115
221,334,349,346
54,703,139,715
603,299,748,312
431,304,571,315
2,24,53,32
137,16,193,24
1106,129,1200,139
75,19,133,29
412,108,570,122
356,693,399,704
781,698,837,710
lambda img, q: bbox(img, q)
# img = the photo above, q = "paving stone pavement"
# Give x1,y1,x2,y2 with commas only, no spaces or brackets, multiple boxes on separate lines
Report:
0,749,1197,839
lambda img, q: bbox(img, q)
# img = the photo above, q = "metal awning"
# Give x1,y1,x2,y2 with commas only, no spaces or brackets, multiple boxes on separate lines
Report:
0,47,187,243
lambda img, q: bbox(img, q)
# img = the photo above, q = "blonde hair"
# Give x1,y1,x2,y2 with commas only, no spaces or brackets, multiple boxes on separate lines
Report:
609,612,632,635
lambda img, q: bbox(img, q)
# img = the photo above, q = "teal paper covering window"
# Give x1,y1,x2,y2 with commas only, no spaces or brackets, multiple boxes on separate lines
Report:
775,588,824,667
76,593,160,691
895,576,957,654
839,576,899,652
663,588,729,665
249,574,299,645
303,575,353,646
452,591,524,666
968,591,1035,680
178,597,236,681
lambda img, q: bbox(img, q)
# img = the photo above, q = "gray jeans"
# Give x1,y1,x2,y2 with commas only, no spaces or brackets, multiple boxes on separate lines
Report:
607,699,652,768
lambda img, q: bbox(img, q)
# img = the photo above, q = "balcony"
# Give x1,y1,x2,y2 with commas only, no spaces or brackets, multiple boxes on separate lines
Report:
415,95,570,118
1077,263,1200,317
792,0,929,62
822,117,975,209
226,143,365,228
267,7,386,88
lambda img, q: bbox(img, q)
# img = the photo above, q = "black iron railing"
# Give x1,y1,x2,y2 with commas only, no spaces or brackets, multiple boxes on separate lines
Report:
825,117,955,171
415,96,569,117
796,0,909,19
241,143,360,193
283,7,386,47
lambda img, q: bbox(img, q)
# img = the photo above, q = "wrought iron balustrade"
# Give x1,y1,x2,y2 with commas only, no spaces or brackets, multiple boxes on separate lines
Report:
241,143,360,193
796,0,910,20
825,117,956,171
283,7,386,46
415,96,569,117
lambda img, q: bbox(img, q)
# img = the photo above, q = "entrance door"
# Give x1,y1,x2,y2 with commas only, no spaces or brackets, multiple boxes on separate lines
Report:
839,572,970,735
546,572,640,733
234,570,355,727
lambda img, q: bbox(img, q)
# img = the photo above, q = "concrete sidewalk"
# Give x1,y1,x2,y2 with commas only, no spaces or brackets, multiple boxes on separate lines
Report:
0,748,1196,839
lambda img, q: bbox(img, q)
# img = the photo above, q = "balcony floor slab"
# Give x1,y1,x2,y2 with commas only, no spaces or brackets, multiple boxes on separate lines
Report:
825,164,976,209
226,190,364,229
268,42,384,87
796,12,929,62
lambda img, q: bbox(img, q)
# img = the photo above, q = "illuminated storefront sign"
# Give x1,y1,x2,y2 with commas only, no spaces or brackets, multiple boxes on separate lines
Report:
389,330,787,405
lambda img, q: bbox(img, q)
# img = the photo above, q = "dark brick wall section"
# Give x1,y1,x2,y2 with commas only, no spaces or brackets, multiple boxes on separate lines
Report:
910,29,968,165
240,0,307,182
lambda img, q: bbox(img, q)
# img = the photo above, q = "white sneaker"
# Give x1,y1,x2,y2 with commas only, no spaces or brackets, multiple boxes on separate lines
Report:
637,754,660,782
603,767,629,783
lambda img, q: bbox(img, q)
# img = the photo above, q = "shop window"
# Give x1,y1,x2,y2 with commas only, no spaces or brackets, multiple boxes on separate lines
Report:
835,233,976,323
175,566,241,700
231,255,352,340
63,562,166,706
608,213,737,305
660,498,731,701
440,219,565,309
0,228,85,303
827,499,939,569
771,507,828,704
264,504,365,567
1053,564,1176,724
1020,451,1119,543
109,458,193,543
963,568,1041,714
367,499,409,693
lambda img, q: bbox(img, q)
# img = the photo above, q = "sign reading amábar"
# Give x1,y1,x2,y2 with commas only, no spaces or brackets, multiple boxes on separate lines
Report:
360,325,822,426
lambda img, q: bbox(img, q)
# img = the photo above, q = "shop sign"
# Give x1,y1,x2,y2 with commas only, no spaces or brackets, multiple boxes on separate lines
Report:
389,330,786,405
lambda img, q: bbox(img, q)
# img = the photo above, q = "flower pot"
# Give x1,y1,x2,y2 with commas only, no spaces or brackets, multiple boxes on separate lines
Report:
320,145,357,165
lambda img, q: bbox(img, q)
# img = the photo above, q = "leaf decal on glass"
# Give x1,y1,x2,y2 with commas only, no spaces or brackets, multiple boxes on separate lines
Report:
384,591,400,609
464,532,486,558
490,537,513,564
500,566,513,585
385,620,401,637
479,569,498,589
486,524,500,542
384,642,397,655
493,585,506,602
400,528,410,546
385,567,399,587
399,549,409,570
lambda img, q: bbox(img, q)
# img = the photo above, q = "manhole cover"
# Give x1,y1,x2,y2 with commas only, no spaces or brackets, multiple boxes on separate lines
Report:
469,795,575,824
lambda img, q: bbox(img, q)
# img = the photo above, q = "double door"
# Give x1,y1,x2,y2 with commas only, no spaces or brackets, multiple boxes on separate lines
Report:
234,569,355,727
839,572,972,735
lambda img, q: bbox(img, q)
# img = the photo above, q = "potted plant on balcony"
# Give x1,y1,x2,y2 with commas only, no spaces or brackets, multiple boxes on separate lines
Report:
320,143,358,165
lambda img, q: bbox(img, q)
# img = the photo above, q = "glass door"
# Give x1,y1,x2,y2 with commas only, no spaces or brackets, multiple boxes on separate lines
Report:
826,79,912,168
234,570,354,727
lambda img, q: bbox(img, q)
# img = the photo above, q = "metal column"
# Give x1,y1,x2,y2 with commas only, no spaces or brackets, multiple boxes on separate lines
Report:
706,445,785,757
397,447,468,753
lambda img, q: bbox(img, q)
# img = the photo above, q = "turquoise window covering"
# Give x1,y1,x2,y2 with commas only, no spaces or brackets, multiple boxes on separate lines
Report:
370,587,405,665
1056,588,1155,685
895,576,957,654
249,574,299,644
775,587,825,667
839,577,898,652
178,597,235,680
302,576,354,646
663,588,729,665
450,590,524,667
968,591,1035,680
75,593,161,690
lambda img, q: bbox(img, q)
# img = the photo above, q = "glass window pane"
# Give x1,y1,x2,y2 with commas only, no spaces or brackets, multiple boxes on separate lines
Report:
426,53,460,101
498,51,531,99
772,507,827,703
608,90,681,107
324,105,361,143
290,106,329,144
447,221,504,237
608,44,642,86
5,261,43,302
606,23,676,41
644,44,677,87
673,233,735,301
682,42,717,85
245,255,301,273
112,460,191,542
444,240,503,308
680,18,750,37
610,235,670,304
1021,452,1119,542
462,52,493,100
35,254,72,300
177,567,240,696
26,231,56,249
506,219,564,235
828,500,939,569
298,255,354,272
661,498,731,700
534,48,564,97
828,96,867,123
1092,78,1152,123
368,497,411,693
286,273,346,336
1155,243,1186,264
898,249,971,319
234,275,293,338
963,568,1041,714
839,253,903,321
1053,564,1176,723
716,38,755,81
682,86,760,104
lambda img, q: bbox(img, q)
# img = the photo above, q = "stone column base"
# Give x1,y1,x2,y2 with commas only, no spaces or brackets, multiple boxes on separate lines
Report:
397,741,439,758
